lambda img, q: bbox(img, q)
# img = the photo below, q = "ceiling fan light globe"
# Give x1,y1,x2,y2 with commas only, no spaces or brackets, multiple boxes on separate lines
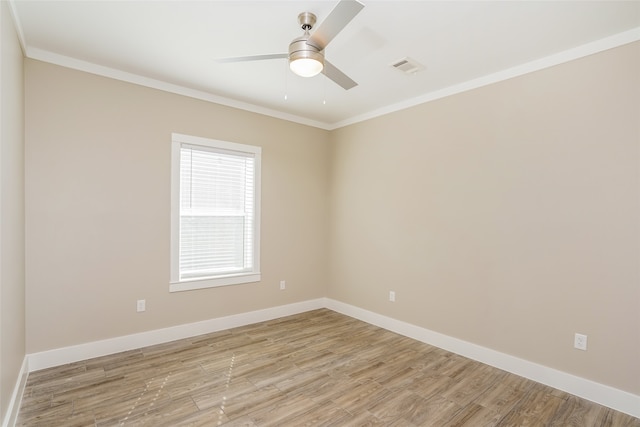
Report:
288,38,324,77
290,58,324,77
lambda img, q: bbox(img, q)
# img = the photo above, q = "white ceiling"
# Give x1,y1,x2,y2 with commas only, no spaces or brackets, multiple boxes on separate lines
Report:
10,1,640,129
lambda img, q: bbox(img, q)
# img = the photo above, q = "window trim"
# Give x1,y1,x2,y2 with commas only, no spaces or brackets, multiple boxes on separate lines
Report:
170,133,261,292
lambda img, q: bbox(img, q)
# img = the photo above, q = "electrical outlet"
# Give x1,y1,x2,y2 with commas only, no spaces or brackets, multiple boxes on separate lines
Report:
574,333,587,351
389,291,396,302
279,280,286,290
136,299,146,313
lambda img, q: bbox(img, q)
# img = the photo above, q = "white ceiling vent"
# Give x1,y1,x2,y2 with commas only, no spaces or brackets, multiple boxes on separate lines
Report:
390,57,425,75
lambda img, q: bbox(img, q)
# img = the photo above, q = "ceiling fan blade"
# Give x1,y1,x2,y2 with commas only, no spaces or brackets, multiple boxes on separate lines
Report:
216,53,287,63
323,60,357,90
307,0,364,50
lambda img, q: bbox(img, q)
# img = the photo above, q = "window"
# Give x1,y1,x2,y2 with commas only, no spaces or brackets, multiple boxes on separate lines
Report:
170,133,261,292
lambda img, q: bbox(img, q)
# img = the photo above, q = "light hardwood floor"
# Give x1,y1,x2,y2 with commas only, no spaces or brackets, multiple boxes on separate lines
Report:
17,309,640,426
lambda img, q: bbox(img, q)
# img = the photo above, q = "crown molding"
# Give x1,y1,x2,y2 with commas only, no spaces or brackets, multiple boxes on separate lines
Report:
26,47,333,131
329,26,640,130
6,0,27,55
10,1,640,131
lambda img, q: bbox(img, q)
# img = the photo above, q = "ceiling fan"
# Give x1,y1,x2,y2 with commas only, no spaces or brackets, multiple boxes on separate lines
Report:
216,0,364,90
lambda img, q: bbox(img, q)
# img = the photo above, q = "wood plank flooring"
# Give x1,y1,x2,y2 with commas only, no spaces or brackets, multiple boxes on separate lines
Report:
16,309,640,426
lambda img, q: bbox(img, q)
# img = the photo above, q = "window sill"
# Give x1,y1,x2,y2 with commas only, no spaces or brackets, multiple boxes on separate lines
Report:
170,272,261,292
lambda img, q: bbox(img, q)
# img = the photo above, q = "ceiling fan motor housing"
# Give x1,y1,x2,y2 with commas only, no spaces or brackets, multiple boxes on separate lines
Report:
288,12,324,77
289,35,324,62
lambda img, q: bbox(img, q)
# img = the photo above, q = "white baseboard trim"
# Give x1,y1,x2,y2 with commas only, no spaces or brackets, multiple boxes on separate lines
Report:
20,297,640,420
28,298,325,372
1,356,28,427
324,298,640,419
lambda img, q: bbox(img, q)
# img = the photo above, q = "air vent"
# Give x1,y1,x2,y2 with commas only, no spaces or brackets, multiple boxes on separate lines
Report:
390,57,425,75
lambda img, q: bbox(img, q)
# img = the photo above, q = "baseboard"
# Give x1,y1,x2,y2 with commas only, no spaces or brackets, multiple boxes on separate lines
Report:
324,298,640,419
1,356,28,427
21,297,640,420
28,298,325,372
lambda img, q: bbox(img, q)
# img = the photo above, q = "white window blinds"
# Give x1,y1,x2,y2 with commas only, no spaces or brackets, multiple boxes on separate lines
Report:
171,134,261,291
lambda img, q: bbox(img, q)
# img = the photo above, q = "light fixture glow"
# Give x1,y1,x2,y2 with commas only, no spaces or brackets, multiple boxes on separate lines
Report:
289,57,323,77
288,26,324,78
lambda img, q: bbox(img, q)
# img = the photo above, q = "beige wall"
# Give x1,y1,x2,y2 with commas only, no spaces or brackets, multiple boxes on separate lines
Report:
25,60,330,353
0,1,26,419
23,39,639,398
328,42,640,394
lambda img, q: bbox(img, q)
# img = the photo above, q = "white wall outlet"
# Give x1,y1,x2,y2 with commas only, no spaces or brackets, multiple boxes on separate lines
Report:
574,333,587,351
136,299,146,313
279,280,286,290
389,291,396,302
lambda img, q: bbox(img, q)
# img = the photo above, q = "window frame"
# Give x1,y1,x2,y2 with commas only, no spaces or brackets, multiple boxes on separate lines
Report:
170,133,261,292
